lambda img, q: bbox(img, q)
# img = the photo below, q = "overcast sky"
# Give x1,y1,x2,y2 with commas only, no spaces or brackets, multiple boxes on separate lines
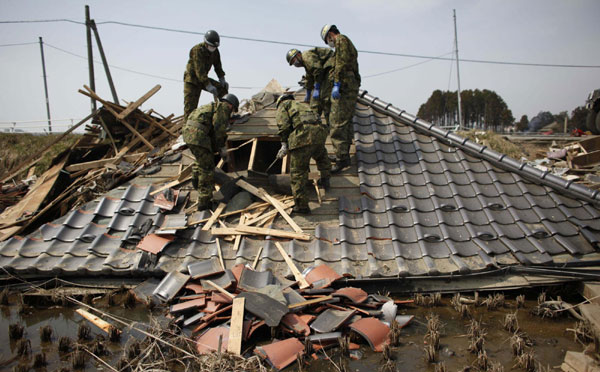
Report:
1,0,599,132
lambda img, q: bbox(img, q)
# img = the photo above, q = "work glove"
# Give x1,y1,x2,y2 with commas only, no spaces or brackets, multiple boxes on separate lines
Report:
331,82,341,100
276,142,288,159
205,83,219,98
219,77,229,91
303,89,312,103
312,83,321,100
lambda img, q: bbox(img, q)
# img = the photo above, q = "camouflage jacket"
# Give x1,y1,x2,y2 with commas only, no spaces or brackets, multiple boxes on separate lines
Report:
184,42,225,88
302,47,335,90
183,101,231,151
276,100,328,150
332,34,360,84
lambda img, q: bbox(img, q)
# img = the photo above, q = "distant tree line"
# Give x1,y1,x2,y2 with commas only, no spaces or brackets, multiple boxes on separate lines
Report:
417,89,514,132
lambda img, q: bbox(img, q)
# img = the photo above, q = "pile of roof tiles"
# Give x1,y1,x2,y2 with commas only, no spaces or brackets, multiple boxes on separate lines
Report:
145,262,413,370
0,85,183,242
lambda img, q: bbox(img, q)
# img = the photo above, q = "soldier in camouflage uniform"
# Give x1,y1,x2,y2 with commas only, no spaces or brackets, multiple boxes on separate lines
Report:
275,94,331,214
183,30,229,122
320,24,361,173
286,47,335,125
183,94,239,211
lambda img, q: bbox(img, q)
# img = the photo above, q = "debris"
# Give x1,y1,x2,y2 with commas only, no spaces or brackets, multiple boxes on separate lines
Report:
255,337,305,371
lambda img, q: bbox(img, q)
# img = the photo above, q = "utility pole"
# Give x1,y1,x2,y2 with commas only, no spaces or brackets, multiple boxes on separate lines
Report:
85,5,96,112
90,20,119,104
39,37,52,133
453,9,463,129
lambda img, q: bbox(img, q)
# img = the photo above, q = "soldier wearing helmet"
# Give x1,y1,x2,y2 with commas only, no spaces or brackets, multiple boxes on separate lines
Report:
183,93,239,211
275,93,331,214
286,47,335,125
320,24,360,173
183,30,229,122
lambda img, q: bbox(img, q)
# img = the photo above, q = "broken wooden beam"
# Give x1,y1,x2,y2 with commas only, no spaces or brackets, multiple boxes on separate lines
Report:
65,153,146,172
274,241,310,289
116,84,161,120
76,308,119,334
211,225,311,241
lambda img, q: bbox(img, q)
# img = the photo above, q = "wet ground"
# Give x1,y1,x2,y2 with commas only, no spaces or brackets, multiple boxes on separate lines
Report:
0,288,586,371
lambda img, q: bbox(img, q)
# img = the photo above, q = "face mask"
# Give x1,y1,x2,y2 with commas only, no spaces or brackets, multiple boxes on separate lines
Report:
207,45,217,53
327,40,335,48
293,60,302,67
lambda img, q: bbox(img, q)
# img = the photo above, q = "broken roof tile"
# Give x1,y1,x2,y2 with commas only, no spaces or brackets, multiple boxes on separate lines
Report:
187,257,224,279
281,313,310,336
254,337,304,371
153,271,190,302
349,317,390,352
195,326,229,354
170,298,206,314
137,233,174,255
332,287,368,304
237,291,289,327
304,264,342,289
310,309,355,333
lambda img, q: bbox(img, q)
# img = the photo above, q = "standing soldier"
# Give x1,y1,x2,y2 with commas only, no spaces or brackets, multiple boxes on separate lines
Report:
275,94,331,214
286,47,335,125
320,24,360,173
183,30,229,122
183,94,239,211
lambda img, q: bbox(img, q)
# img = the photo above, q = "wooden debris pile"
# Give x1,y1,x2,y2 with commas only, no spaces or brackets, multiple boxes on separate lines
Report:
532,136,600,189
0,85,183,241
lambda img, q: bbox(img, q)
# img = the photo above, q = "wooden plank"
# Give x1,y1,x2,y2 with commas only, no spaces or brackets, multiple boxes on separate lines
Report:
227,297,245,355
232,215,245,252
580,304,600,335
150,175,192,196
65,153,146,172
146,115,177,137
216,238,225,270
116,84,161,120
313,179,322,205
562,351,600,372
212,225,310,241
1,110,97,183
252,246,263,270
204,279,235,300
274,241,309,289
247,138,258,170
288,295,333,309
188,196,294,225
202,203,227,231
257,188,303,233
75,308,117,334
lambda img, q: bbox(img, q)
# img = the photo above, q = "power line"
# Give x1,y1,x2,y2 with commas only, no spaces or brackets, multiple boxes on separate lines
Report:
3,18,598,69
0,42,39,47
363,51,455,78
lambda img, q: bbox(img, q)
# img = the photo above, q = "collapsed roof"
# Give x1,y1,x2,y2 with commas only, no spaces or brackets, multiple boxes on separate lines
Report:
1,86,599,292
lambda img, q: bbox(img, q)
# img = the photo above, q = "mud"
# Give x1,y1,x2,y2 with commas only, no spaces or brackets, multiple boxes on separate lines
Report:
0,288,587,371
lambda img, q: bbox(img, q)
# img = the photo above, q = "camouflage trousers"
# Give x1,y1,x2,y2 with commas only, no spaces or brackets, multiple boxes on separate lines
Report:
290,144,331,209
310,84,332,126
183,79,228,122
188,144,215,208
330,78,359,161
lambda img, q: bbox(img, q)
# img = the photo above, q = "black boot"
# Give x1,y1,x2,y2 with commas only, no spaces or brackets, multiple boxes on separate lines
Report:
331,158,350,174
317,177,330,190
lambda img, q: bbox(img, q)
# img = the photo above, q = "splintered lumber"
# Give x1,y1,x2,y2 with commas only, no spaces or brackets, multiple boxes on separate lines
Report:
232,214,245,251
274,241,309,289
245,200,294,226
117,85,161,120
216,238,225,270
1,110,97,183
76,308,118,334
202,203,227,231
211,225,311,241
65,153,146,172
188,196,294,225
151,165,193,195
288,295,333,309
227,297,245,355
204,279,234,300
252,246,263,270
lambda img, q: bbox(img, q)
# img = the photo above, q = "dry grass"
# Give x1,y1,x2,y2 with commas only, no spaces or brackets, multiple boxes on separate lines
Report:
0,132,81,180
457,130,526,159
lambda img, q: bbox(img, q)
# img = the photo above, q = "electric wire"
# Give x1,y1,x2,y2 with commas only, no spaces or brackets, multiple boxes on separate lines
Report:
363,51,454,78
2,18,598,68
0,42,38,47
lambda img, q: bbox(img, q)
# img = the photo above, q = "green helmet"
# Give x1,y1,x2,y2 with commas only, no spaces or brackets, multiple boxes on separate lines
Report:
221,93,239,112
276,93,294,108
204,30,220,47
286,49,301,65
320,24,338,44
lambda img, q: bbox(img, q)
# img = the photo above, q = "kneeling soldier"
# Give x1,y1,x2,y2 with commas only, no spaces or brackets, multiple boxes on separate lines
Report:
275,93,331,214
183,93,239,211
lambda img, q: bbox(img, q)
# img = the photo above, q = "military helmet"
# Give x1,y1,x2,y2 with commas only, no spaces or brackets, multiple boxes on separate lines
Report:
204,30,220,47
320,24,339,44
221,93,239,112
276,93,295,108
286,49,301,65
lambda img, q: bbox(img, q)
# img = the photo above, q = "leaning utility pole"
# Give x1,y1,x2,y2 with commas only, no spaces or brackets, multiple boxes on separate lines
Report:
39,37,52,133
85,5,96,112
90,19,119,104
453,9,463,129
